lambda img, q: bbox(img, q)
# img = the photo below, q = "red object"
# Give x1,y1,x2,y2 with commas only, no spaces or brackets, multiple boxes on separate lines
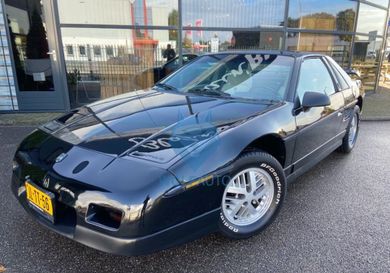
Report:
130,3,136,42
143,0,148,37
133,39,158,46
131,0,149,40
195,19,203,37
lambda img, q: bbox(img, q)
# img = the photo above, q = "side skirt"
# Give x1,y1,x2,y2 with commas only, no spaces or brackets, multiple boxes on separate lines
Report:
286,133,344,184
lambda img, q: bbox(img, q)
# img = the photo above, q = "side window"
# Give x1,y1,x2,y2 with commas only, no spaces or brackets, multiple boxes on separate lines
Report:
296,58,336,100
326,57,351,90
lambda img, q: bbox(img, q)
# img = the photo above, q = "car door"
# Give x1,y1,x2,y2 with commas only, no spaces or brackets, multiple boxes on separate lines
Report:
324,56,358,131
292,57,345,170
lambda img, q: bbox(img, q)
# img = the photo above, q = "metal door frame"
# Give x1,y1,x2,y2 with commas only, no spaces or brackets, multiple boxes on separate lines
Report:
3,0,70,111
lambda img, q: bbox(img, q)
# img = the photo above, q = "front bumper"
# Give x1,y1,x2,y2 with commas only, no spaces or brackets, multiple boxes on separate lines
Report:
11,174,218,256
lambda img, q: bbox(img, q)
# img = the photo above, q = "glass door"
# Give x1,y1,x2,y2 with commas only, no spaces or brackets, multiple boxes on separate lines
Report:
4,0,68,111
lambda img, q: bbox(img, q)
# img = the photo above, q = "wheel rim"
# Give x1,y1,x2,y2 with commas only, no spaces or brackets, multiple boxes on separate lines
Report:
348,113,358,146
222,167,274,226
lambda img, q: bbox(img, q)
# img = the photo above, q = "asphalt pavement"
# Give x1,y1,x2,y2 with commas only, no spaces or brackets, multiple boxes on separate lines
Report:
0,123,389,273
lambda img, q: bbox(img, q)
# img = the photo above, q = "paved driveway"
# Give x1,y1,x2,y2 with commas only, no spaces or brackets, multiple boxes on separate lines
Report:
0,123,389,273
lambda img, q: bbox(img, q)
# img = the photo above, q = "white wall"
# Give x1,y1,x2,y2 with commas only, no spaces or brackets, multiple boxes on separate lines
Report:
58,0,132,25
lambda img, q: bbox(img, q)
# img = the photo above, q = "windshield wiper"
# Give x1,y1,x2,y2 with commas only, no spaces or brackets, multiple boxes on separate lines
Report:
187,87,231,98
154,83,178,91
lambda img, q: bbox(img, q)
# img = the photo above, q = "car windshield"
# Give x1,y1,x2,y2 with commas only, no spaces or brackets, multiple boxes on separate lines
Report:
157,53,294,102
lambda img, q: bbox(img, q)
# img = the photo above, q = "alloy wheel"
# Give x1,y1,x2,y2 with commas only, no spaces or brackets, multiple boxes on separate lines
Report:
222,168,274,226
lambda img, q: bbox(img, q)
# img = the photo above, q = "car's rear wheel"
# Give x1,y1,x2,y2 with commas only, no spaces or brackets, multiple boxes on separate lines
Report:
339,106,360,153
218,151,286,239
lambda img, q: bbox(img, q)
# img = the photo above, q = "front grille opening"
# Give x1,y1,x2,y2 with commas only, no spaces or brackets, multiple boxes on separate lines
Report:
56,202,77,230
86,204,123,230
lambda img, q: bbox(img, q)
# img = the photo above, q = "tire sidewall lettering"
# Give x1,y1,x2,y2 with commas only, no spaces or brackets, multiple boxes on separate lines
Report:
219,161,284,234
220,212,239,233
260,163,282,205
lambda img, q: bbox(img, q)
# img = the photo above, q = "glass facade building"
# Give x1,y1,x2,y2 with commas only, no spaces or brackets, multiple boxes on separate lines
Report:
0,0,389,111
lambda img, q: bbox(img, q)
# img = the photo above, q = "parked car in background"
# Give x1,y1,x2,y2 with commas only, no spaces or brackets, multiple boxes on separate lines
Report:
12,51,363,256
366,51,377,59
134,53,198,90
152,53,198,83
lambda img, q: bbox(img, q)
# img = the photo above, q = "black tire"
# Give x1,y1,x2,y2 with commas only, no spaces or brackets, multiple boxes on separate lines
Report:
339,106,360,154
218,151,286,239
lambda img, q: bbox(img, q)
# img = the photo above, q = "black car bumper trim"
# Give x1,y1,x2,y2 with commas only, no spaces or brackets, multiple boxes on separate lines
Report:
12,179,219,256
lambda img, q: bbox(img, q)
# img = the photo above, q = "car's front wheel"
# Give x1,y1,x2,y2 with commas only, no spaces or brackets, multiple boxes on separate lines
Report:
218,151,286,239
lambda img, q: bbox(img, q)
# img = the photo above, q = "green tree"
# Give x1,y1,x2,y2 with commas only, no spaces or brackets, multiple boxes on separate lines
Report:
168,9,179,41
281,17,300,28
336,9,356,42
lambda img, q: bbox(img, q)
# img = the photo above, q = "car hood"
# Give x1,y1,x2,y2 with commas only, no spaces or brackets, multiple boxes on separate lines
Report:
42,89,279,163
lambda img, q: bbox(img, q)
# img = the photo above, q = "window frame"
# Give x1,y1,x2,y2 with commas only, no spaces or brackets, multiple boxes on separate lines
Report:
323,56,351,91
79,45,87,56
66,45,74,56
106,46,114,57
93,46,102,57
294,56,339,101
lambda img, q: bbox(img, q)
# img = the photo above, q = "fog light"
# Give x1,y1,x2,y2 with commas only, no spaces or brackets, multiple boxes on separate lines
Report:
86,204,123,230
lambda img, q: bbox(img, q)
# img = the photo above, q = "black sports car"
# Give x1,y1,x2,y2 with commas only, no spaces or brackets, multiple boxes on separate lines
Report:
12,51,363,256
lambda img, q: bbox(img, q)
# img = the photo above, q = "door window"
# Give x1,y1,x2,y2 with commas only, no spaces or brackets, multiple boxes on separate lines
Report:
326,57,350,90
296,58,336,100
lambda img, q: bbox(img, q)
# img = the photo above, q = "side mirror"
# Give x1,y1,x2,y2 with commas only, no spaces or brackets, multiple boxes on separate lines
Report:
302,92,331,109
344,68,361,80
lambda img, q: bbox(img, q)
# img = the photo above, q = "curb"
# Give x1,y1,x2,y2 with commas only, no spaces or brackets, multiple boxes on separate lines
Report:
361,117,390,122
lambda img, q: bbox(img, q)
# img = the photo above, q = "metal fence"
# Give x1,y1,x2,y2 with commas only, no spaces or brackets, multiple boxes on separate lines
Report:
63,44,277,82
63,44,270,106
64,44,166,81
59,43,360,106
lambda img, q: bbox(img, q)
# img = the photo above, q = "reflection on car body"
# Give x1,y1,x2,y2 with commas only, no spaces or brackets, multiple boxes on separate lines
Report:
11,51,363,256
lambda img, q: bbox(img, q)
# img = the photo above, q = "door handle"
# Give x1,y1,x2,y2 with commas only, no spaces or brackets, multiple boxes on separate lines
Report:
47,50,57,61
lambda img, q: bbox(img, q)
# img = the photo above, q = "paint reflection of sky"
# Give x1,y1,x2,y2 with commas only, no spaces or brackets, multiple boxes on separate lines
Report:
182,0,286,28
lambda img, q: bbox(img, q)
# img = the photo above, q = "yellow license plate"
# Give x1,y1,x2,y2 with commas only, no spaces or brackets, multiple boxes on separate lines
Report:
25,181,54,216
